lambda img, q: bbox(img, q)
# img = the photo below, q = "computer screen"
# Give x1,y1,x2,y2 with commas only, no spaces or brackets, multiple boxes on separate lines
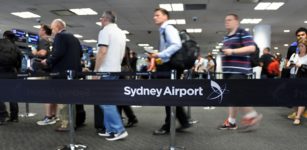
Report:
27,32,39,45
12,29,27,43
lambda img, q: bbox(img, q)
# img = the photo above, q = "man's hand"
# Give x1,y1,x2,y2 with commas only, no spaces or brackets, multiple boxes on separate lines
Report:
41,59,47,66
222,48,234,56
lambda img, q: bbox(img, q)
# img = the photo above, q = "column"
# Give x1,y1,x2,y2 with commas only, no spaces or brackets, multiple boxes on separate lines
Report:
253,24,271,79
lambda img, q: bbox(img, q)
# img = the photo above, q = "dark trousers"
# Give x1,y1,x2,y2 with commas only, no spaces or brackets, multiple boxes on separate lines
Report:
156,62,189,131
0,102,18,120
162,106,189,131
117,105,137,122
94,105,105,130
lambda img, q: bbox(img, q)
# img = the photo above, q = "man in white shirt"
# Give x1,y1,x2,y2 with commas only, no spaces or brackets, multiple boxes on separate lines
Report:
94,10,128,141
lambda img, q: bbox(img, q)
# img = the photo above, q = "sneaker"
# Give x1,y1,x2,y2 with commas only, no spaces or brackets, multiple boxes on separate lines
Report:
37,116,56,126
105,131,128,141
98,131,111,137
287,112,297,120
218,119,238,130
240,114,263,132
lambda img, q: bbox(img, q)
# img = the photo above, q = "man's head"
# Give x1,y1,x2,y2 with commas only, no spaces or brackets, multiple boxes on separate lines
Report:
295,27,307,41
3,30,17,43
263,47,271,54
153,8,169,26
225,13,240,32
39,24,52,37
99,11,116,27
50,19,66,36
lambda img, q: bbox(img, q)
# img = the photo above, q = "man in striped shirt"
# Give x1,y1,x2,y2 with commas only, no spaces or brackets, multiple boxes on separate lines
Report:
219,14,262,131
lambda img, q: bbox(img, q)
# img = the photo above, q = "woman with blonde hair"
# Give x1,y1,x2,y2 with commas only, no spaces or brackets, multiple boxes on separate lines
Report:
287,38,307,125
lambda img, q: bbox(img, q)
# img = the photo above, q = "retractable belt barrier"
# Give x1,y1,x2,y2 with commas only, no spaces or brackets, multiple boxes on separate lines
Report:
0,71,306,106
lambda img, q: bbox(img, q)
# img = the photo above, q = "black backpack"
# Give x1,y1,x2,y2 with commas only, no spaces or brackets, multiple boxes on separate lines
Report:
163,27,200,70
0,39,21,71
238,29,260,67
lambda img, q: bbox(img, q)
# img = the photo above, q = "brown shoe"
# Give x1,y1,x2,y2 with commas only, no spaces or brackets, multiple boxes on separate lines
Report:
55,127,69,132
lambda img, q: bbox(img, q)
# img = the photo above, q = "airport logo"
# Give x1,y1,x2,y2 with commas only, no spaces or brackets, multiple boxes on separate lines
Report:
207,80,227,104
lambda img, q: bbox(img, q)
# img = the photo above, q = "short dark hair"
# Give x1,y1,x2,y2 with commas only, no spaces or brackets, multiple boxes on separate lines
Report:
295,27,307,36
41,24,52,36
227,13,239,20
264,47,271,52
102,11,116,23
154,8,170,19
3,30,17,43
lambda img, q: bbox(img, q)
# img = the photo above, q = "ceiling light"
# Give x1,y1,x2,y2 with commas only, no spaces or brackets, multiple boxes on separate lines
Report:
245,28,250,31
274,47,279,50
159,3,184,11
83,39,97,43
11,12,40,18
169,19,186,25
74,34,83,38
126,39,130,42
240,18,262,24
96,22,101,26
267,2,285,10
304,21,307,24
171,3,184,11
144,46,154,50
33,25,41,29
218,43,223,46
123,30,130,34
138,43,150,47
215,46,222,49
212,49,219,52
254,2,284,10
69,8,98,15
254,2,271,10
186,28,202,33
284,30,290,33
284,44,289,47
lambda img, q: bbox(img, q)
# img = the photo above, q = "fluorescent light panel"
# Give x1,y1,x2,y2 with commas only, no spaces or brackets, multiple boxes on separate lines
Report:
304,21,307,24
169,19,186,25
96,22,101,26
284,44,289,47
284,30,290,33
186,28,202,33
74,34,83,38
240,18,262,24
123,30,130,34
138,43,150,47
254,2,284,10
69,8,98,15
159,3,184,11
33,25,41,29
274,47,279,50
11,12,40,18
83,39,97,43
126,39,130,42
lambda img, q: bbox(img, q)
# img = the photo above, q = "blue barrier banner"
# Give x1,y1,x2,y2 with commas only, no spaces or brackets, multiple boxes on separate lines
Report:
0,79,306,106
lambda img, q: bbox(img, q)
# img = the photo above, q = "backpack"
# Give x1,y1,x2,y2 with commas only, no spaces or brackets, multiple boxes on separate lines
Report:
0,39,21,71
238,29,260,67
162,27,200,70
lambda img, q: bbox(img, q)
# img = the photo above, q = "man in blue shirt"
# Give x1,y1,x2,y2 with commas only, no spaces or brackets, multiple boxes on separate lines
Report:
219,14,262,131
149,8,191,135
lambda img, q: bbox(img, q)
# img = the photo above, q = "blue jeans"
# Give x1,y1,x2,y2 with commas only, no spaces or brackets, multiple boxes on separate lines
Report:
99,75,125,134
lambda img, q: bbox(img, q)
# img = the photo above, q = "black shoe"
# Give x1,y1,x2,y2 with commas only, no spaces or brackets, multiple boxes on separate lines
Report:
125,119,138,128
7,118,18,122
176,123,192,132
153,129,169,135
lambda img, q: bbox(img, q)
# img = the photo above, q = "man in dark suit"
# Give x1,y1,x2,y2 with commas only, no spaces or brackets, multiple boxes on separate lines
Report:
42,19,82,131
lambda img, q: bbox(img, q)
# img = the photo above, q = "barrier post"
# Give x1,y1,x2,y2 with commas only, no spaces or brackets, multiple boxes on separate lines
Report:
57,70,87,150
19,76,36,118
183,70,198,124
163,70,184,150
